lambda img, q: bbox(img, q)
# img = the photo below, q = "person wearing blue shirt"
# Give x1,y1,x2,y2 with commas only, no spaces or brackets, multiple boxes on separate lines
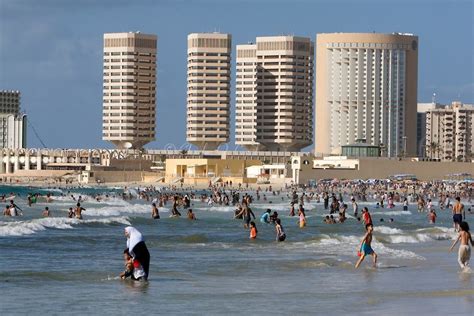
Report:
260,209,271,224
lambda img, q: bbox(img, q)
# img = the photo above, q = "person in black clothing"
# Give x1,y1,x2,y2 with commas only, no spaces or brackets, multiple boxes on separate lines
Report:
124,226,150,280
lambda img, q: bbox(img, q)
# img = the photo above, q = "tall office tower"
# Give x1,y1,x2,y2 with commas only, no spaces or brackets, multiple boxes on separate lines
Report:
426,102,474,162
102,32,157,149
235,36,314,151
315,33,418,157
0,90,26,149
186,33,232,150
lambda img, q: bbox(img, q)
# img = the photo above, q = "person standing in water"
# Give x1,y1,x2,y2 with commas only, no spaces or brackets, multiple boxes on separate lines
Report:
151,203,160,219
355,224,377,268
249,221,257,239
124,226,150,280
275,219,286,242
298,205,306,228
260,209,271,224
234,202,255,228
450,221,473,269
452,197,464,231
74,203,86,219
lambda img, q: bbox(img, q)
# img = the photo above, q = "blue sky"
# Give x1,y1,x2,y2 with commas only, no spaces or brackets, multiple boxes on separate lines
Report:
0,0,473,150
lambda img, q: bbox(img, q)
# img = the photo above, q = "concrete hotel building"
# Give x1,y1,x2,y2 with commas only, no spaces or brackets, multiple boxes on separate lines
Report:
102,32,157,149
426,102,474,162
235,36,314,151
315,33,418,157
416,102,444,157
0,90,27,149
186,33,231,150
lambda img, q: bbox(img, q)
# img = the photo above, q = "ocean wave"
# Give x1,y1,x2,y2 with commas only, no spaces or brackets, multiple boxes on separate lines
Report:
288,234,424,260
374,226,404,234
0,216,130,237
82,204,168,217
195,206,235,212
371,210,412,216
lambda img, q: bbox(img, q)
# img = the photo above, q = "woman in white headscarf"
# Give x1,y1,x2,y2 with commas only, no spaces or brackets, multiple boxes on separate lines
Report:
124,226,150,280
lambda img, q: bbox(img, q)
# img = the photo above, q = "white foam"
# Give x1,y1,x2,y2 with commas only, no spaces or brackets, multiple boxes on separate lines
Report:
386,232,454,244
195,206,235,213
372,210,412,216
288,234,424,260
83,204,168,217
374,226,404,234
0,216,130,237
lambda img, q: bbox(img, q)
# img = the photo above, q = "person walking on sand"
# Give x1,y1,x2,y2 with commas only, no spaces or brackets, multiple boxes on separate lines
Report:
450,221,473,269
355,224,377,268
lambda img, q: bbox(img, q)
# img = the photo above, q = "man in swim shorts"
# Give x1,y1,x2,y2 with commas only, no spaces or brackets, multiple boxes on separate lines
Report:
355,224,377,268
452,197,464,231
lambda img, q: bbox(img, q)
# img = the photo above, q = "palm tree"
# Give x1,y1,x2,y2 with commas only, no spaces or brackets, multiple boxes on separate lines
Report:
428,142,439,160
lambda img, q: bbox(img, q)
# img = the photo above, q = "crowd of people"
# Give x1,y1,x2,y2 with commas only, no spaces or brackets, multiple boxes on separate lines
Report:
2,178,472,280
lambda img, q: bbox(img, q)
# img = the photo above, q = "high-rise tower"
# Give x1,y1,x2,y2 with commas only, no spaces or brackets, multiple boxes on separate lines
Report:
235,36,314,151
315,33,418,157
186,33,232,150
102,32,157,149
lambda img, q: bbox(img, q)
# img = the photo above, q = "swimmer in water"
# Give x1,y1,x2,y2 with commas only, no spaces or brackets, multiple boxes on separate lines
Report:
428,209,437,224
355,224,377,268
450,221,473,269
74,203,86,219
42,207,50,217
249,221,257,239
260,209,271,224
151,203,160,219
298,205,306,228
187,209,196,220
275,219,286,242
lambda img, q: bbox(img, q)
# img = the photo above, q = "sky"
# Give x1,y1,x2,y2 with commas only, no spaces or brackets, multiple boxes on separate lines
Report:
0,0,473,150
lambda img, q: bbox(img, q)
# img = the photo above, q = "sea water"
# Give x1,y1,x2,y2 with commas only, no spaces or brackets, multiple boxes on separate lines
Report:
0,185,473,315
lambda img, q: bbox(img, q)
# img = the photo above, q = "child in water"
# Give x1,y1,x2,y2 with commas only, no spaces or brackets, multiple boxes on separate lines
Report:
428,209,437,224
450,221,473,269
187,209,196,220
120,249,146,281
298,206,306,228
355,224,377,268
249,221,257,239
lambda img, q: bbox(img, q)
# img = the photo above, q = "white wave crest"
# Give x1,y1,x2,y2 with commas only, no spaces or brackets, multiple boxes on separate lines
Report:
374,226,404,234
288,234,424,260
372,210,412,216
0,216,130,237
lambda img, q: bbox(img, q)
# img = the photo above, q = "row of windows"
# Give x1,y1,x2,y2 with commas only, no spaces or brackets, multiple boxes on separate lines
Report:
104,37,156,49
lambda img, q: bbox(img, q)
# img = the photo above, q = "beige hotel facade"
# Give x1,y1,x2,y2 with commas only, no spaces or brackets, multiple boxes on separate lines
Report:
315,33,418,157
102,32,157,149
236,36,314,151
426,102,474,162
186,33,232,150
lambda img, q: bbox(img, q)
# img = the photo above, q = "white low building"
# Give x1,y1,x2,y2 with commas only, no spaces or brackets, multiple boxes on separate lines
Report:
246,164,287,184
313,156,359,169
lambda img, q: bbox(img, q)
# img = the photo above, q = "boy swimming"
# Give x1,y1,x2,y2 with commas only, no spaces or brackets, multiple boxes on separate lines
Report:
355,224,377,268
